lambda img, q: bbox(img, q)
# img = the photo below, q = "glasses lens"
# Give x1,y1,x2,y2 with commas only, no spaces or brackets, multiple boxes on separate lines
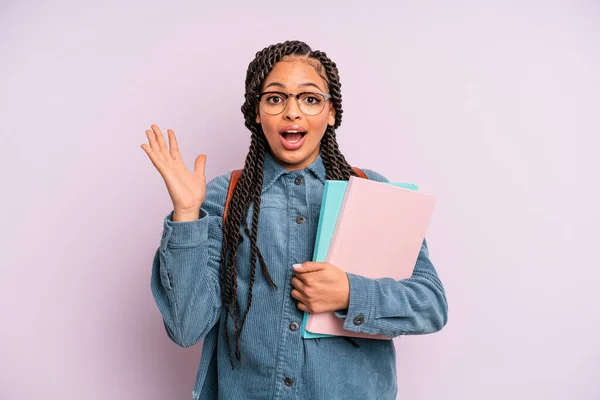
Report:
260,93,286,115
298,93,326,116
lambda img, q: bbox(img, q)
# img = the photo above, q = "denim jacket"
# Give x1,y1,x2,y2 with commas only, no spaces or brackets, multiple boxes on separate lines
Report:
151,152,448,400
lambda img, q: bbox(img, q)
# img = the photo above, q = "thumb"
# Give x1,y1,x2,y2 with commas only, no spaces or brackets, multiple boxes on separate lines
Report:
293,262,324,274
194,154,206,177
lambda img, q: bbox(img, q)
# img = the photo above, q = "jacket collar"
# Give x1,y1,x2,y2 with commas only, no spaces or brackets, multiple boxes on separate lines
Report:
261,151,326,193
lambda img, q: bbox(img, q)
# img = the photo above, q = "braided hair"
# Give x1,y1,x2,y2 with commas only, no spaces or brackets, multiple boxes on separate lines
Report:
220,40,361,369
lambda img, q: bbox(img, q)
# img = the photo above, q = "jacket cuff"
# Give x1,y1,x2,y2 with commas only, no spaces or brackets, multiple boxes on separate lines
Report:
160,209,209,251
342,273,374,333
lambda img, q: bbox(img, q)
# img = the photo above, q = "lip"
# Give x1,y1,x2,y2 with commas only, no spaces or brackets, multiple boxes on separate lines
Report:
279,125,308,150
279,125,307,134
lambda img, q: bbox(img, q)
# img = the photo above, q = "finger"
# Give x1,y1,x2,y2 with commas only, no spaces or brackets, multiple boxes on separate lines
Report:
141,143,153,156
293,262,325,274
294,271,312,284
291,277,306,293
297,302,308,312
194,154,207,176
146,129,160,152
167,129,180,159
141,144,164,171
151,124,168,151
291,289,304,303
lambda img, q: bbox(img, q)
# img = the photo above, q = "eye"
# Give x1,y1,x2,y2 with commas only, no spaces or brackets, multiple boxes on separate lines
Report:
300,94,323,105
265,94,284,104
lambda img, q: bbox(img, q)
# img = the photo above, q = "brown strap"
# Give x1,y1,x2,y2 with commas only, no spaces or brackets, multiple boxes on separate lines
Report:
223,167,367,224
352,167,367,179
223,169,243,225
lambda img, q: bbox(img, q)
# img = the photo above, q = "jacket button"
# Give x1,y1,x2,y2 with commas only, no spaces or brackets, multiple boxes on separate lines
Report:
289,322,299,331
296,216,305,224
284,377,293,387
353,316,364,325
294,177,303,185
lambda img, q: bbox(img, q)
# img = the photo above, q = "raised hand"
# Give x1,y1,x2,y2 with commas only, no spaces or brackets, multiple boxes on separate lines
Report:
141,125,207,222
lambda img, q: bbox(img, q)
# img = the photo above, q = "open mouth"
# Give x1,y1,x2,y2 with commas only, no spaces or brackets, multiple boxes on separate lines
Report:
279,126,307,150
280,130,307,143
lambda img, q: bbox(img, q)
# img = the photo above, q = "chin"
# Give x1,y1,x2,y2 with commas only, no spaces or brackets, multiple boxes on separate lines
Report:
272,148,315,169
274,150,304,164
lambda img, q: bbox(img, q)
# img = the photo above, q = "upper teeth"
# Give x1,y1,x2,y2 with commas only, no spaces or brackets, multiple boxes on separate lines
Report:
286,130,300,133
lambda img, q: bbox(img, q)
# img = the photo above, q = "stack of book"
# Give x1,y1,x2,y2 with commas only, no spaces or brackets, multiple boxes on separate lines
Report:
301,176,436,339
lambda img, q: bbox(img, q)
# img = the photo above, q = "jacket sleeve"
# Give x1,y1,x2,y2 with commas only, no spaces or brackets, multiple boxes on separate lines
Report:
150,172,230,347
334,169,448,338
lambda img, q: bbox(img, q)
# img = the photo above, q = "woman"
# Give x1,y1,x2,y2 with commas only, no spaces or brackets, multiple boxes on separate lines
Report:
141,40,448,400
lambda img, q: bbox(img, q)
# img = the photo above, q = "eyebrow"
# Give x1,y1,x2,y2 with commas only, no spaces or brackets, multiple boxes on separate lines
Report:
263,81,325,92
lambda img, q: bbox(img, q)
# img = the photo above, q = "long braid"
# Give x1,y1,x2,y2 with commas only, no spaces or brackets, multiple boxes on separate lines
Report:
240,133,268,330
220,40,361,368
308,50,358,181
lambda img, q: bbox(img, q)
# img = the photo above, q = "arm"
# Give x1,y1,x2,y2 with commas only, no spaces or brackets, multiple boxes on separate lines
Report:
150,173,229,347
337,239,448,337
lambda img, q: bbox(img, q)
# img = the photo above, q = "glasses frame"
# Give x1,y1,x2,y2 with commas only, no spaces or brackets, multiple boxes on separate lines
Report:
257,91,332,116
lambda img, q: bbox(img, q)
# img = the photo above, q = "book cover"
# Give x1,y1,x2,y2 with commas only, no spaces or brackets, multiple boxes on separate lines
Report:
301,178,424,339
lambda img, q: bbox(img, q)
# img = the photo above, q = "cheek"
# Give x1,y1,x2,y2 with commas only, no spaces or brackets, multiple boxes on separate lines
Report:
308,115,330,136
259,115,281,142
258,113,275,132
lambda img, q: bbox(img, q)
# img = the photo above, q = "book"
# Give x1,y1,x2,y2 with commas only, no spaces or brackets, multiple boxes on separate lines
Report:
301,176,436,339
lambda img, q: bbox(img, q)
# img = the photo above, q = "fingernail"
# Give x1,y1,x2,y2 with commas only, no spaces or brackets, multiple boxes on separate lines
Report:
293,264,301,270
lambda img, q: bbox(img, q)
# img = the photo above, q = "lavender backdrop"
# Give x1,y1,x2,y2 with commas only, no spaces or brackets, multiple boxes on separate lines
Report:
1,1,599,399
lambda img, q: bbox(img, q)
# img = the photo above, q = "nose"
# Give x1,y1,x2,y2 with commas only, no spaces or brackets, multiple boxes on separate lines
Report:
283,96,302,121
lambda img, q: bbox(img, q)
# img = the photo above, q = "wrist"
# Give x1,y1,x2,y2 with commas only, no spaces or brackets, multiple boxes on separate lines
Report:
172,209,201,222
339,276,351,310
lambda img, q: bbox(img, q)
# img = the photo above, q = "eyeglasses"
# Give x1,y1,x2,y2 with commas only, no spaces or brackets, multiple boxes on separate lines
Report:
257,91,332,116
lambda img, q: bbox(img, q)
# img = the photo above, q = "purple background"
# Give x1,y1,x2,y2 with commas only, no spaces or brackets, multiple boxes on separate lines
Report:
1,1,599,399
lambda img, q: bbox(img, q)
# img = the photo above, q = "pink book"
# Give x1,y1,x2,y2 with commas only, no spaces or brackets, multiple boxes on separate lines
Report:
305,176,437,339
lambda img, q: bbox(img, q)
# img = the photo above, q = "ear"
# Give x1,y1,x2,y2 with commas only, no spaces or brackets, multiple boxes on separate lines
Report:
255,104,261,124
327,105,336,126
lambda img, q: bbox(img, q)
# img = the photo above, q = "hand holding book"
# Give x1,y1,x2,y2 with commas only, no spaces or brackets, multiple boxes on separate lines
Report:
301,176,437,340
291,262,350,314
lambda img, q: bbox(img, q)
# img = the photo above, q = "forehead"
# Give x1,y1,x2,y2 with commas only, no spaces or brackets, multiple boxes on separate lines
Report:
262,59,328,90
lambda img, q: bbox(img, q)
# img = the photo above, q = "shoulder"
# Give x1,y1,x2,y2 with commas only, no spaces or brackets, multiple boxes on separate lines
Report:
203,171,235,215
206,170,233,193
357,168,389,183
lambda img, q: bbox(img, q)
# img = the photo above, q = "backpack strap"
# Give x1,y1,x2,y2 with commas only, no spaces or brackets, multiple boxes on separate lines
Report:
351,167,367,179
223,167,367,225
223,169,243,226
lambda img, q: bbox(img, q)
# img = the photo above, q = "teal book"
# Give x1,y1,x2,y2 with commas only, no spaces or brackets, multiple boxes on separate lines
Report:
301,180,419,339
